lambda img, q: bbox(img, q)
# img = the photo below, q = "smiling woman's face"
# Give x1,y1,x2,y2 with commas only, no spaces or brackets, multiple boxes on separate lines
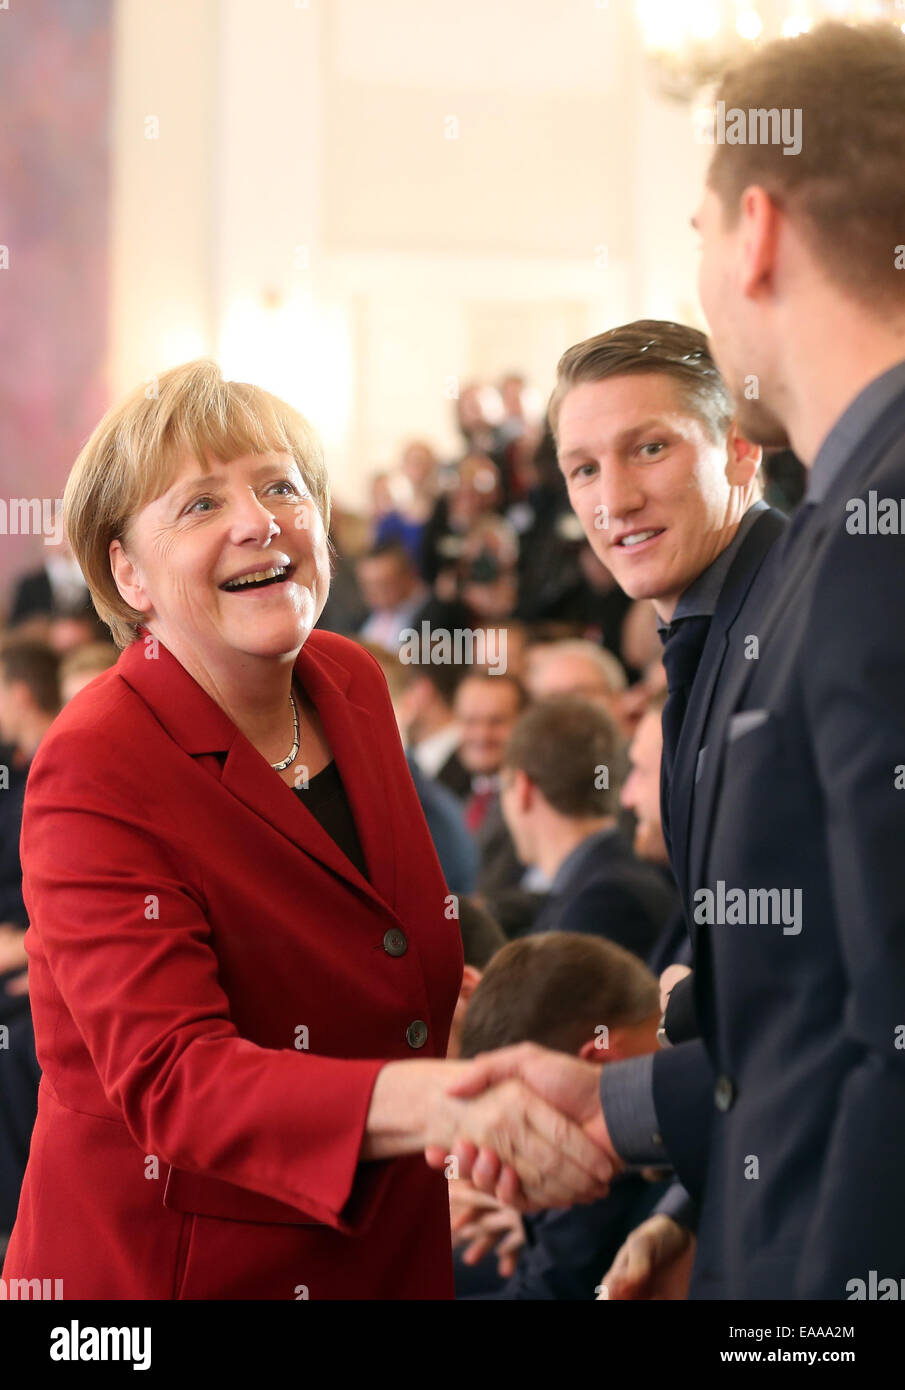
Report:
109,451,331,666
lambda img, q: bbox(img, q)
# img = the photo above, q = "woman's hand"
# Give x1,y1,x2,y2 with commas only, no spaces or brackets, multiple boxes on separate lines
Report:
364,1059,614,1211
426,1073,614,1210
425,1042,623,1209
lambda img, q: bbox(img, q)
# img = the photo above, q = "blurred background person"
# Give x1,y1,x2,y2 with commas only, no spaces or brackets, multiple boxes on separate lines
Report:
453,932,669,1299
499,697,675,956
355,541,429,652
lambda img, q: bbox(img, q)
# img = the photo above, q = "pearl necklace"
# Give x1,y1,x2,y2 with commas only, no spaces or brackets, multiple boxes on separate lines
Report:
271,689,300,771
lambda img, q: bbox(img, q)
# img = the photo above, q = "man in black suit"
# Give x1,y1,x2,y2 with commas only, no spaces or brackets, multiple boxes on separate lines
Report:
438,318,784,1289
448,23,905,1303
500,696,676,958
678,19,905,1299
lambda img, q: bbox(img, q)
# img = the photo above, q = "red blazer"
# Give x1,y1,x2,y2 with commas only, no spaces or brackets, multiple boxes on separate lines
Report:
2,627,463,1299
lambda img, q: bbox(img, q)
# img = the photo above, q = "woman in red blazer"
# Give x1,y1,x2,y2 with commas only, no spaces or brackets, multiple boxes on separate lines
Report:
1,361,611,1300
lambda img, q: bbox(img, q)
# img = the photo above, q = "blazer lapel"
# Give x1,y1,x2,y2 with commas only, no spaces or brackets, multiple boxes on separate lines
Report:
689,381,905,908
117,630,400,915
673,509,786,919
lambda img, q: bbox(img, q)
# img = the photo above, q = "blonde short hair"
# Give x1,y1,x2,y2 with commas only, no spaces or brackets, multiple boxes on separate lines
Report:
64,359,330,649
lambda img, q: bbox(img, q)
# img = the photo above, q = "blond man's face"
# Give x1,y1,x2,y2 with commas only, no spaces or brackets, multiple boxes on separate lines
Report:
557,372,739,622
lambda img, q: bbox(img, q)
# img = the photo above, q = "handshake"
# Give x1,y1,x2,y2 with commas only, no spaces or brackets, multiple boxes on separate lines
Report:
421,1042,624,1211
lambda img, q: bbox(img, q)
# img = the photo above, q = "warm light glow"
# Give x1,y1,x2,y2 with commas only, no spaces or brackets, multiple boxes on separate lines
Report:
155,323,210,368
638,1,903,99
689,1,722,40
637,0,687,49
736,8,764,40
218,293,354,451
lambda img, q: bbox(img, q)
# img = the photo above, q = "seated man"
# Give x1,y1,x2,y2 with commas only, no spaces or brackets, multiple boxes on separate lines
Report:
453,931,669,1299
500,696,676,958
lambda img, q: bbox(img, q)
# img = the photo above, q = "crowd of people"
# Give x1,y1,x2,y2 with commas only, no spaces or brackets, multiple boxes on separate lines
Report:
0,343,801,1299
1,17,903,1308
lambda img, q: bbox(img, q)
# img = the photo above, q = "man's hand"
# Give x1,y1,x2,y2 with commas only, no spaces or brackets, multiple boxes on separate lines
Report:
0,925,27,975
659,964,692,1017
597,1213,695,1300
426,1042,622,1208
449,1181,525,1278
425,1073,614,1210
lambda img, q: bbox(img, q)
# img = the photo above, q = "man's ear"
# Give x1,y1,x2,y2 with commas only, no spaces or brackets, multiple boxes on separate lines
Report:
578,1028,629,1066
460,964,483,1003
511,766,536,813
725,419,762,488
109,538,152,616
738,183,781,302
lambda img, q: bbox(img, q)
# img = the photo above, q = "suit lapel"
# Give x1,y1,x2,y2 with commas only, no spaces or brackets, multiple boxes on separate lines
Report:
117,630,400,914
689,382,905,908
672,509,785,918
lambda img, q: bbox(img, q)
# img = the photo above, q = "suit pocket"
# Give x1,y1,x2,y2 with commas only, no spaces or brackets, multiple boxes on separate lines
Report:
163,1166,325,1226
726,708,770,743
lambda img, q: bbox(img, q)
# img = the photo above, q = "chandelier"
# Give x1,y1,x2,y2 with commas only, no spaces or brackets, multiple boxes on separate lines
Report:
636,0,905,101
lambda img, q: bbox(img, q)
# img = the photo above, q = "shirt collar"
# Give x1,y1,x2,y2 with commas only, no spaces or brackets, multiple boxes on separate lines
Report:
550,824,620,895
807,357,905,506
658,500,769,632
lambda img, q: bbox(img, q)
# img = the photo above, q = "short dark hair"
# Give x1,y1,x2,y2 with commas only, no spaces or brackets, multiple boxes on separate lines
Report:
457,896,506,970
460,931,658,1057
503,696,621,818
455,670,529,712
708,22,905,312
0,639,62,715
548,319,733,444
358,541,414,570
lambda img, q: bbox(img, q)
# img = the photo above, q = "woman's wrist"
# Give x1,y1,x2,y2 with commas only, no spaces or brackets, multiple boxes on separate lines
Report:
361,1058,472,1160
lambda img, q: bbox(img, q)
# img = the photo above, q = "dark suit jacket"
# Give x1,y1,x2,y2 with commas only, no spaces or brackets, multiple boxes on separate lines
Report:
647,509,786,1256
2,627,463,1299
407,755,477,893
686,378,905,1299
435,747,471,801
7,567,92,625
529,829,677,961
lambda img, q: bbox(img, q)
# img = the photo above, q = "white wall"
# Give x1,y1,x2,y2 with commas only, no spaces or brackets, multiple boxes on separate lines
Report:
110,0,708,505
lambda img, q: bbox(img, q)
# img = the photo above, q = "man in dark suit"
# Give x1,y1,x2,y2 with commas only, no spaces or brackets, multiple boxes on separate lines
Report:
680,19,905,1299
499,696,675,959
449,23,905,1304
440,318,784,1289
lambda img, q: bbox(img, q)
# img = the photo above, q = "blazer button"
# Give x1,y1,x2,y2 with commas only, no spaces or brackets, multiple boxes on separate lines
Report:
406,1020,428,1049
383,928,408,957
714,1074,736,1112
